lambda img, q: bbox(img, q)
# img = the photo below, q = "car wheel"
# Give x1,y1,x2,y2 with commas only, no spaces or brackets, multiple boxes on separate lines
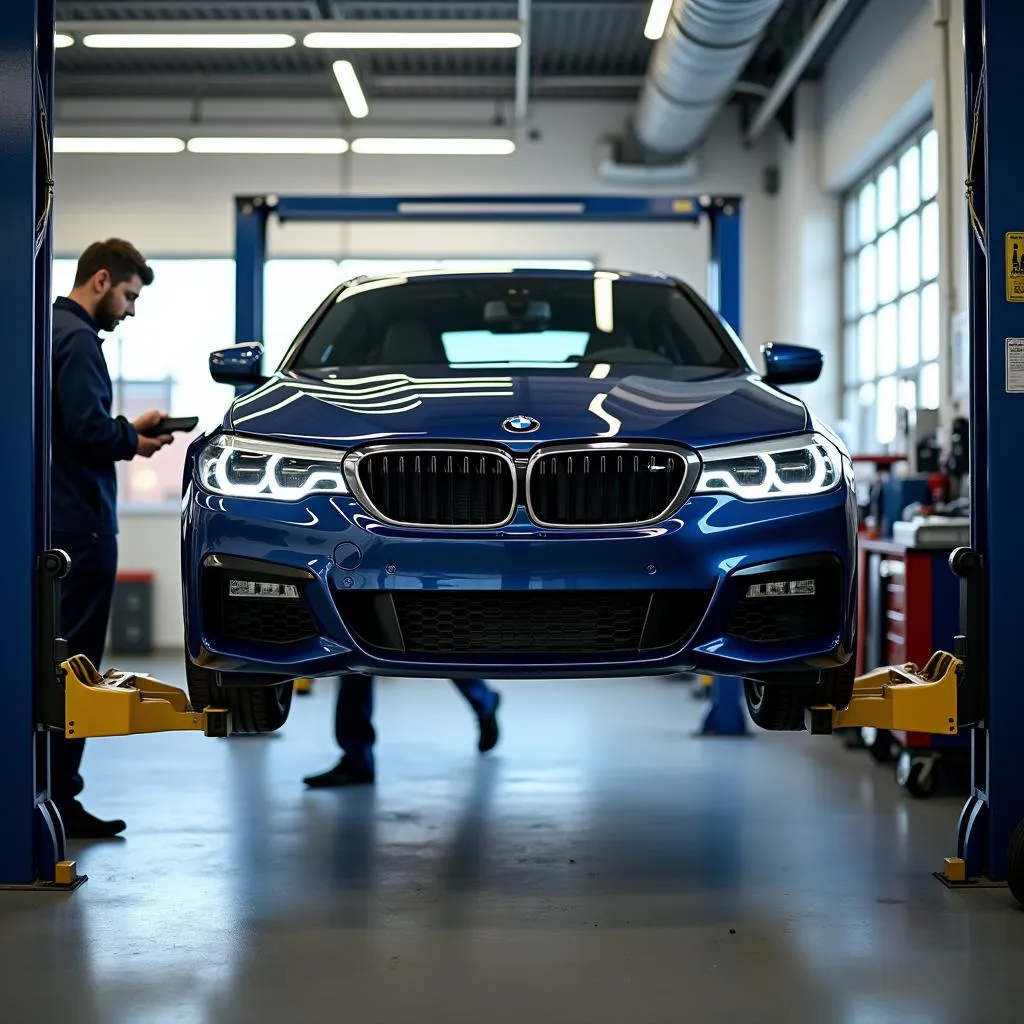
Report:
818,648,857,711
184,657,293,735
1007,821,1024,907
743,680,806,731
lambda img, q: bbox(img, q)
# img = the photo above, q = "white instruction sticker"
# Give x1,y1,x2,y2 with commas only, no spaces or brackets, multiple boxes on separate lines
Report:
1008,338,1024,392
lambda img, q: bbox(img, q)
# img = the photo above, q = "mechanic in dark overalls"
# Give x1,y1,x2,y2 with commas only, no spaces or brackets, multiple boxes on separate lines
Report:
304,674,501,786
50,239,174,838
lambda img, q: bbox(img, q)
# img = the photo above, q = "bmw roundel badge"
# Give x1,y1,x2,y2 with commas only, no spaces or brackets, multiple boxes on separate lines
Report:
503,414,540,433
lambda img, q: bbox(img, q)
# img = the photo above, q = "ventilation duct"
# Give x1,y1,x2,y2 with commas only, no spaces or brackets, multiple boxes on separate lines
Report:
631,0,786,161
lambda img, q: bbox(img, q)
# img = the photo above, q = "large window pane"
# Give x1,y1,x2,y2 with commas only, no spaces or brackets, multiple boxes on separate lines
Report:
922,282,940,360
877,376,898,444
921,362,941,409
921,201,939,280
899,292,920,369
877,304,898,376
844,199,859,255
844,325,859,383
899,378,918,411
877,166,898,232
859,244,878,313
877,230,899,304
899,215,921,292
858,315,877,381
844,258,858,320
921,129,939,200
900,144,921,215
859,181,877,244
264,259,346,369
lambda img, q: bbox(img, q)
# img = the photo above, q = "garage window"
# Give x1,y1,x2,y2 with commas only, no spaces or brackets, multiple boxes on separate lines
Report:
842,126,939,453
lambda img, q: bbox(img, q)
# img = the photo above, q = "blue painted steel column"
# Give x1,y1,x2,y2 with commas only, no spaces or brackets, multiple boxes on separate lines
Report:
956,0,1024,882
234,197,269,347
0,0,60,886
708,201,742,336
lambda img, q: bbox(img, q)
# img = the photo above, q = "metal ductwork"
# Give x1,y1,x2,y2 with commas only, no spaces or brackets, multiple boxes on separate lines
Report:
632,0,787,161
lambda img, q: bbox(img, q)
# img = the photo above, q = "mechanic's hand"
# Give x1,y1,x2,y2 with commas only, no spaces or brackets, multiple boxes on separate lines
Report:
132,409,174,458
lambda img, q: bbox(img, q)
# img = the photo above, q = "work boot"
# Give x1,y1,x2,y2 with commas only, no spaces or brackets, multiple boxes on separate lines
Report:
478,693,501,754
60,801,126,840
303,759,375,788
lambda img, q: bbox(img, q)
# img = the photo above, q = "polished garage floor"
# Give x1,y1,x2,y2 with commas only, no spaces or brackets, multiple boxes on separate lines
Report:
1,658,1022,1023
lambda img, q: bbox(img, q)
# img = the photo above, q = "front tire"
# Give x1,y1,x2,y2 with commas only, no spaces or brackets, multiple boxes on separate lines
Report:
743,680,806,731
184,657,293,735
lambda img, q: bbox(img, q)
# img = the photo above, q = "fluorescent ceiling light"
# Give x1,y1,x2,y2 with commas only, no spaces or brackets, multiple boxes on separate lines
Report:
187,137,349,154
644,0,674,40
305,30,521,49
54,33,75,48
352,137,515,156
82,33,296,49
54,137,185,154
333,61,369,119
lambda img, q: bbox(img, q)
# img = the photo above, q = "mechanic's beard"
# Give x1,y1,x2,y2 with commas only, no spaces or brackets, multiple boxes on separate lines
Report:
95,292,120,333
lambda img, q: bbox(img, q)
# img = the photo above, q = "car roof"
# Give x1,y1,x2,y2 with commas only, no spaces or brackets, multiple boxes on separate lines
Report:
337,267,678,290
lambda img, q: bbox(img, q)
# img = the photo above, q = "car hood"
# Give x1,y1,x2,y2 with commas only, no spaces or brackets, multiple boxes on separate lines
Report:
225,367,808,450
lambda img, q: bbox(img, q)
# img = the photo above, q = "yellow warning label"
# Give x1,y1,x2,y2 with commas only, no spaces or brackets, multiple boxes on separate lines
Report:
673,199,694,214
1007,232,1024,301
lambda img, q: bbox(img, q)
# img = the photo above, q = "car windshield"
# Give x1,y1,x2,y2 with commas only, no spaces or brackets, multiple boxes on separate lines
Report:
287,274,743,374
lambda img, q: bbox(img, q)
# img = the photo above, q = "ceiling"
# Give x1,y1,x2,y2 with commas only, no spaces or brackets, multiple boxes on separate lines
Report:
55,0,861,112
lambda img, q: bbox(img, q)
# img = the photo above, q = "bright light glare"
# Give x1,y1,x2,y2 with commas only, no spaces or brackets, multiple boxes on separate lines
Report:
54,33,75,48
305,31,521,49
54,137,185,153
186,137,348,154
333,61,369,119
82,33,296,49
644,0,674,40
351,137,515,156
593,271,619,334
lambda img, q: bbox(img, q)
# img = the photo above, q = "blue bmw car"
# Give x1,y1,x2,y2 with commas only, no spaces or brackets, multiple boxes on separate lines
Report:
182,269,857,734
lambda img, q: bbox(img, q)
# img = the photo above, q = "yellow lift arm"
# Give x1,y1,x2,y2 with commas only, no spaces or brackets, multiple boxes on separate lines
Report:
61,654,230,739
806,650,962,736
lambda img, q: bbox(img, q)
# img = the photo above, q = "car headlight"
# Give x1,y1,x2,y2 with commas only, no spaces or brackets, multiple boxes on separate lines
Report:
198,435,349,500
695,432,842,499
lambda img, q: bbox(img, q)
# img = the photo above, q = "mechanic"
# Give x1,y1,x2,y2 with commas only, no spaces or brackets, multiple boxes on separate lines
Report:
304,674,502,787
50,239,175,839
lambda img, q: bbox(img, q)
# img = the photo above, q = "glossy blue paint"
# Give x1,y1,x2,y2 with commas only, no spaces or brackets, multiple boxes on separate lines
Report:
210,343,267,387
234,197,267,347
956,0,1024,883
762,343,824,387
709,202,742,336
0,0,60,886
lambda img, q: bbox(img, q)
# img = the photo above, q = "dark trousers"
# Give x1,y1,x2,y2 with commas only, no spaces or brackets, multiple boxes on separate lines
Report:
50,531,118,810
337,673,497,773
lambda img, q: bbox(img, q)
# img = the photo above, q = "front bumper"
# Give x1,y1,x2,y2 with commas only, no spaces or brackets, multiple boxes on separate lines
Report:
182,477,858,683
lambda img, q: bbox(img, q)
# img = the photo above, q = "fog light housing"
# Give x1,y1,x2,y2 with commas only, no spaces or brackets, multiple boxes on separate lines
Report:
228,580,300,599
745,579,816,599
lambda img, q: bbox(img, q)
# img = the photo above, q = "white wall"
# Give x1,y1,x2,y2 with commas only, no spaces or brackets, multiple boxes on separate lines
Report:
54,97,779,647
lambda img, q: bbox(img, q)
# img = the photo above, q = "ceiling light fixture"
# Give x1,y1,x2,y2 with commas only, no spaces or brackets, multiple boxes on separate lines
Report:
82,33,296,49
332,61,370,119
186,137,349,154
644,0,674,41
305,29,521,50
351,137,516,156
54,137,186,154
54,33,75,48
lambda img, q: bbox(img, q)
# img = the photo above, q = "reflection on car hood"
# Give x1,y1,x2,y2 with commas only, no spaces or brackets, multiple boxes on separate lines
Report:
225,367,808,449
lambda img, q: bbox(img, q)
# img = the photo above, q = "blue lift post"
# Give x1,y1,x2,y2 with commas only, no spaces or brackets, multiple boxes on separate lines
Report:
955,0,1024,886
0,0,68,888
232,191,747,735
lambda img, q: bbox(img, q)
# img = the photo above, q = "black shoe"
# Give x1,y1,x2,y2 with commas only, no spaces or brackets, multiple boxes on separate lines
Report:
60,801,126,840
303,761,375,788
478,693,501,753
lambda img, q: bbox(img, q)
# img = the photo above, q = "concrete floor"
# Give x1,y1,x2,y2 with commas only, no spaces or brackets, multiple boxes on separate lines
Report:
1,657,1021,1023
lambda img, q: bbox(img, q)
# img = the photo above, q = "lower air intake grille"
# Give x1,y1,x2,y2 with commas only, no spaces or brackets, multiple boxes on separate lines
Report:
221,597,318,645
352,448,515,527
727,562,841,643
527,446,692,527
336,590,712,656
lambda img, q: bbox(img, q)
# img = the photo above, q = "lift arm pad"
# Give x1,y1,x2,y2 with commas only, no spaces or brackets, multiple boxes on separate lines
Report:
806,651,962,736
62,655,230,739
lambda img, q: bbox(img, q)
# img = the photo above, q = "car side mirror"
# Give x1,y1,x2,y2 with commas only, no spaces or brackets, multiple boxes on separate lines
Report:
761,342,823,386
209,343,267,386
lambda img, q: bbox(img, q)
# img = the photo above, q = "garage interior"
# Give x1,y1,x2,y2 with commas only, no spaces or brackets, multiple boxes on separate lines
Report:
2,1,1023,1021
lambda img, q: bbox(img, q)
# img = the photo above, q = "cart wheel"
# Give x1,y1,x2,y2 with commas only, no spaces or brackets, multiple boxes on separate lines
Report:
863,727,896,764
1008,821,1024,907
896,751,939,799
